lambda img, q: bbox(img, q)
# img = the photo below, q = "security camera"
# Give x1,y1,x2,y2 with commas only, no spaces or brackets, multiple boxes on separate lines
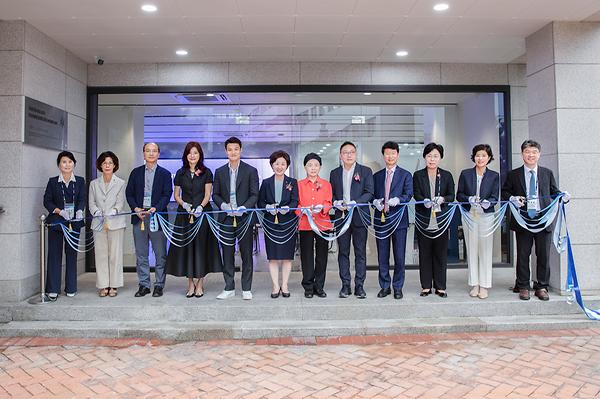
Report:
94,56,104,65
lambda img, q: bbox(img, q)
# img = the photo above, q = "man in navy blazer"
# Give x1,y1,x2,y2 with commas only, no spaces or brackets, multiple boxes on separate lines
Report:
372,142,413,299
330,141,374,298
126,142,173,298
212,137,260,300
501,140,568,301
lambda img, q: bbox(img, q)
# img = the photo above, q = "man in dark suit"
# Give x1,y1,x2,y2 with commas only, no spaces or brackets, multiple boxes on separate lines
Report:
501,140,568,301
212,137,259,300
126,142,173,298
330,141,374,298
372,141,413,299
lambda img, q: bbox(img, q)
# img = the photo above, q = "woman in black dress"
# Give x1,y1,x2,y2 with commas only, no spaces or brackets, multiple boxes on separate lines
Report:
166,141,222,297
258,150,299,298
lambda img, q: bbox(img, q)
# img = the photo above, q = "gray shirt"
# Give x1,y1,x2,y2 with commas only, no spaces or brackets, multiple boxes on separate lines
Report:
229,165,238,208
427,174,439,230
144,164,156,195
342,163,356,203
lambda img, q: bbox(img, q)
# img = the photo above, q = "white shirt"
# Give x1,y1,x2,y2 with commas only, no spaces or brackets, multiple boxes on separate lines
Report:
342,163,356,203
524,165,539,198
58,173,76,184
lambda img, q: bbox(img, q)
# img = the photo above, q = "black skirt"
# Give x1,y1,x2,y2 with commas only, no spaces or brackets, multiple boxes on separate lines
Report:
166,213,223,278
263,214,297,261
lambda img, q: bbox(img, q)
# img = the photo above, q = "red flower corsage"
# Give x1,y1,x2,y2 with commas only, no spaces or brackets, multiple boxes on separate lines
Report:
194,169,203,176
285,181,293,191
353,173,360,182
315,182,322,191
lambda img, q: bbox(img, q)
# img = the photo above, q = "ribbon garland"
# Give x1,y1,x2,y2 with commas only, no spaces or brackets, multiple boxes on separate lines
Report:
44,195,600,320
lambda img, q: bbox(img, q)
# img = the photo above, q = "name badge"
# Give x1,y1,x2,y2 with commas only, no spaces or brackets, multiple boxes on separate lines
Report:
143,192,152,208
527,196,539,213
65,202,75,220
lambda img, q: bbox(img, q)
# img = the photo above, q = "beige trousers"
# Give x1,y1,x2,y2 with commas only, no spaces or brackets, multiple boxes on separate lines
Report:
463,212,494,288
93,228,124,288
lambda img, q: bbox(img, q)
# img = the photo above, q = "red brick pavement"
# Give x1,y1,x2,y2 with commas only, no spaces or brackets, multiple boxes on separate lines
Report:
0,329,599,398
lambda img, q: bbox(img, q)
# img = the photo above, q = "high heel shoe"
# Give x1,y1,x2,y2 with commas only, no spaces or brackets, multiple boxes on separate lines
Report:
194,284,204,298
420,289,431,297
186,282,196,298
271,288,281,299
281,288,290,298
435,289,448,298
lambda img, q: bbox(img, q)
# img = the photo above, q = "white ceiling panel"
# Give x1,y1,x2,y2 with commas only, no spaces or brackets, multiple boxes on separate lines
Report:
352,0,418,16
295,0,357,16
292,47,339,59
408,0,479,17
341,33,393,47
294,16,349,33
235,0,297,15
345,17,404,33
293,33,344,46
2,0,600,64
241,16,295,33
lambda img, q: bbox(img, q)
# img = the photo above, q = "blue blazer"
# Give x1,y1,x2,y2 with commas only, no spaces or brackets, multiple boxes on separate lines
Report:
330,163,374,227
125,164,173,225
257,175,299,224
456,167,500,213
43,175,86,229
373,166,413,228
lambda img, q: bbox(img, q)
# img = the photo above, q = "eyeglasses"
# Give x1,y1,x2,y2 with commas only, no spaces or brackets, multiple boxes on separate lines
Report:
144,149,159,154
341,151,356,156
102,161,114,166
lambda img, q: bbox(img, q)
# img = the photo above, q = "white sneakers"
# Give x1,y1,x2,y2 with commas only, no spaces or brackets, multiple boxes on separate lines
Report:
216,290,235,300
216,290,253,300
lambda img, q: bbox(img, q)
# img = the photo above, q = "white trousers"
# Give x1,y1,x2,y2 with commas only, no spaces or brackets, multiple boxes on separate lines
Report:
93,228,124,288
462,211,494,288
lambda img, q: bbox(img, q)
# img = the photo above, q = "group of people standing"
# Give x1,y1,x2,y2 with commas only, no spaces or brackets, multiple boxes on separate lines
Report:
43,137,566,303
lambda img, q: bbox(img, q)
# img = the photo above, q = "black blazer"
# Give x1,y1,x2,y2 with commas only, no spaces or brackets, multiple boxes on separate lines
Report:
373,166,413,228
125,165,173,225
212,160,260,222
330,163,374,227
456,167,500,213
43,175,86,230
501,165,561,232
257,175,299,224
413,167,455,226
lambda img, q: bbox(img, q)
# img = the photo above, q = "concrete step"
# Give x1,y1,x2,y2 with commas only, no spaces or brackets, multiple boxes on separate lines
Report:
0,315,594,341
3,270,598,322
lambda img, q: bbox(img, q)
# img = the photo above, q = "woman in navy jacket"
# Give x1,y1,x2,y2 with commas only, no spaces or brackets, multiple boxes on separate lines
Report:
258,150,299,298
456,144,500,299
43,151,86,300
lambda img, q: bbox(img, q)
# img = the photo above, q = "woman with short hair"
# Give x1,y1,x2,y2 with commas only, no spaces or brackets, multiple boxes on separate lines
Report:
258,150,299,298
89,151,127,297
456,144,500,299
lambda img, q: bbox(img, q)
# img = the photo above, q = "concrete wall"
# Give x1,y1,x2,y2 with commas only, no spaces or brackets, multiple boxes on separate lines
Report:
526,22,600,294
0,21,87,301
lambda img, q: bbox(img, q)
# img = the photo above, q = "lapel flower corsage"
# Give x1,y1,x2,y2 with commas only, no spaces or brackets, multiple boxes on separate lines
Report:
353,173,360,182
315,181,322,191
285,181,293,192
194,168,203,177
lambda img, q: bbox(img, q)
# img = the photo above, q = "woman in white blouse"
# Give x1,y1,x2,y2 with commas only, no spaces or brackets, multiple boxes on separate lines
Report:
89,151,127,297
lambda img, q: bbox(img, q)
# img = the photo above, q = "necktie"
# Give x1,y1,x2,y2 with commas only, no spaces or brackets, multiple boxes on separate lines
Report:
384,169,392,213
528,170,536,218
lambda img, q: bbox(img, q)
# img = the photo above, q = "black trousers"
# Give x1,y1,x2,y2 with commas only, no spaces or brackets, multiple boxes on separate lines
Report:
46,228,79,294
417,229,449,291
515,229,551,290
220,215,254,291
299,230,330,293
337,224,368,289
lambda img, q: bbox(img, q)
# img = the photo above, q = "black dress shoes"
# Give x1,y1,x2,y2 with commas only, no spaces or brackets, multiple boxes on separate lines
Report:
394,290,403,299
282,290,291,298
271,289,281,299
420,289,431,297
152,286,163,297
304,291,314,298
435,289,447,298
377,288,391,298
339,286,351,298
134,286,151,297
315,289,327,298
354,286,366,299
